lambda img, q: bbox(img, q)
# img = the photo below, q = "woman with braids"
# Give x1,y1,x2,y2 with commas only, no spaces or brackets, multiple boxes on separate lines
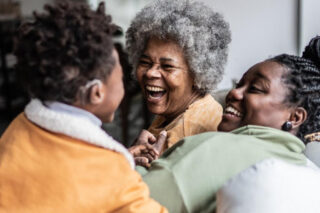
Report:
132,36,320,213
126,0,231,166
0,1,167,212
216,36,320,213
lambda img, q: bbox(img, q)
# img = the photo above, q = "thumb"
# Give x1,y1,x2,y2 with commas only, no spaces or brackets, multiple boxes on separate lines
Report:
153,130,167,154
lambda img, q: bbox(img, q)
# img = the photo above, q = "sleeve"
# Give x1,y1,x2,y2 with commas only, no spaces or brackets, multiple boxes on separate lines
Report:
216,159,320,213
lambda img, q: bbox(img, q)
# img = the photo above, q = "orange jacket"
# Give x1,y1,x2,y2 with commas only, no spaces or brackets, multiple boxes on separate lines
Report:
0,100,167,213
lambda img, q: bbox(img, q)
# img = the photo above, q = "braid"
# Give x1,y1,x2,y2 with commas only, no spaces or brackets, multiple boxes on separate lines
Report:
270,36,320,143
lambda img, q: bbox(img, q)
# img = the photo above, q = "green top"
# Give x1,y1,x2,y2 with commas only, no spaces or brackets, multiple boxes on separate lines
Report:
137,125,307,213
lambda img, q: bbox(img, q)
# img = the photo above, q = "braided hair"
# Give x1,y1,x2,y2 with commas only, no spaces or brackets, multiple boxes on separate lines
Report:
14,1,119,104
270,36,320,143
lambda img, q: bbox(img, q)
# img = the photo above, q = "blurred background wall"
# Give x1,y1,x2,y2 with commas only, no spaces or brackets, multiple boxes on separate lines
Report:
88,0,320,89
14,0,320,88
1,0,320,143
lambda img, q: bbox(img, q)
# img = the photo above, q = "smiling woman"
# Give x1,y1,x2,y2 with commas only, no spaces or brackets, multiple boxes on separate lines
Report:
135,36,320,213
136,38,199,122
218,61,302,133
126,0,231,164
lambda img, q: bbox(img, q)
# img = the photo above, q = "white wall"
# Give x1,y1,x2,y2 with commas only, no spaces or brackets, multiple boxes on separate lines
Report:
200,0,298,89
88,0,152,44
300,0,320,54
23,0,319,90
96,0,301,89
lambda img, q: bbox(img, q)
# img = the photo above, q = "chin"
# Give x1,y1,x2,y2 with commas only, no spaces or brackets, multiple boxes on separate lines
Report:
147,105,165,116
218,122,240,132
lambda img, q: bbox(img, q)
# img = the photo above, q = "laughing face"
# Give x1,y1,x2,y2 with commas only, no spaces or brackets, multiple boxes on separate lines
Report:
136,38,198,119
218,61,293,132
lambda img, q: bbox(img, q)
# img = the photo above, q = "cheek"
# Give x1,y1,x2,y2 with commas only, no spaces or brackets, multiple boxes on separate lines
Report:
245,99,287,126
166,72,192,93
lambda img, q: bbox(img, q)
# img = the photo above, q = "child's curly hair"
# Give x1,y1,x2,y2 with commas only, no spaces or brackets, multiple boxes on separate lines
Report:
15,1,119,104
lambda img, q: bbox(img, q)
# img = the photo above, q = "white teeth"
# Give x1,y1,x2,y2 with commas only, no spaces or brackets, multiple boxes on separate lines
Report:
225,106,242,117
146,85,165,92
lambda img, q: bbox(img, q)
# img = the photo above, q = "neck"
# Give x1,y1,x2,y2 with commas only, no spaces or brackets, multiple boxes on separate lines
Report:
163,92,204,125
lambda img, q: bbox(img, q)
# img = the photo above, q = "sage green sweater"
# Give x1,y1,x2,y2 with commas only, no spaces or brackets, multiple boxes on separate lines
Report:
137,125,307,213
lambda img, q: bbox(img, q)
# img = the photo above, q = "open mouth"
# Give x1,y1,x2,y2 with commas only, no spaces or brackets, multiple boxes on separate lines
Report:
145,85,167,100
224,105,243,118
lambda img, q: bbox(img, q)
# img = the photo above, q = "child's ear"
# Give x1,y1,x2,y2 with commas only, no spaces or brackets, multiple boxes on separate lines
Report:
89,82,105,105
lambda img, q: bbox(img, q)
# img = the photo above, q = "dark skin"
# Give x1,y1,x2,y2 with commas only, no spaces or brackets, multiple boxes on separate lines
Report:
218,61,307,133
133,61,308,167
129,130,167,167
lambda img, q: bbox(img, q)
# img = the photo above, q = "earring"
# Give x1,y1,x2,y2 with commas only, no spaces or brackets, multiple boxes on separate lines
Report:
282,121,292,131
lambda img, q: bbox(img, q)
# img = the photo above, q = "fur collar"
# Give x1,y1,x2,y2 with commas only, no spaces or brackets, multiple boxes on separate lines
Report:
25,99,135,169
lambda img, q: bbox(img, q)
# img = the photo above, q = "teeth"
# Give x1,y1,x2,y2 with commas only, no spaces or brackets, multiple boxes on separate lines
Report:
225,106,242,117
146,85,165,92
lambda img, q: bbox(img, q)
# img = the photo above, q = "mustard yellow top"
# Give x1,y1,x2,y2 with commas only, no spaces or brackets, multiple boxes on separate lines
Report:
148,94,223,151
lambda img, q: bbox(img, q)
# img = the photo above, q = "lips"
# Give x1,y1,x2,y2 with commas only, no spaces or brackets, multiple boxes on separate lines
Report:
145,85,167,101
224,105,243,118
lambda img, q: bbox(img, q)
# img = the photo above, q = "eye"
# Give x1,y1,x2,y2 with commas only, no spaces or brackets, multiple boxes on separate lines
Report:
249,85,265,93
138,60,152,67
161,64,175,71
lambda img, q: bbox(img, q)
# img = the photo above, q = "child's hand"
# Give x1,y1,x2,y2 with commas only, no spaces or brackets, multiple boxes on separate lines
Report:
129,144,158,159
129,131,167,168
134,129,157,146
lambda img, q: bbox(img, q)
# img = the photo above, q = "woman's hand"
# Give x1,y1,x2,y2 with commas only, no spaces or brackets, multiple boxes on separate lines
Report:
129,130,167,167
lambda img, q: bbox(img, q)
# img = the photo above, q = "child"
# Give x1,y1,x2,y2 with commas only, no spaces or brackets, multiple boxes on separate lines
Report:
0,1,166,212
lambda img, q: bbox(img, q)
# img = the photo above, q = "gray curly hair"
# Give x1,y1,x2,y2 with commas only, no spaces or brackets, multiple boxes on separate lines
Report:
126,0,231,93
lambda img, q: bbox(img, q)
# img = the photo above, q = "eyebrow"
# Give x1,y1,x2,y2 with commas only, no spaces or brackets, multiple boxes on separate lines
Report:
140,54,150,59
140,54,176,63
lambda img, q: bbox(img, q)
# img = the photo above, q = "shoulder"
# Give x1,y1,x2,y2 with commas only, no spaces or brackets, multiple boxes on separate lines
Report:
217,158,320,213
183,94,223,134
187,94,223,114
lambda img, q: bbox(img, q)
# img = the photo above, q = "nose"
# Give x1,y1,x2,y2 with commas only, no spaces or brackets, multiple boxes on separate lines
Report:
145,64,161,78
225,86,244,103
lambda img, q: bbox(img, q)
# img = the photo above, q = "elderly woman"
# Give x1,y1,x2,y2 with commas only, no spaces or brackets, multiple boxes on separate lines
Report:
126,0,231,154
134,36,320,212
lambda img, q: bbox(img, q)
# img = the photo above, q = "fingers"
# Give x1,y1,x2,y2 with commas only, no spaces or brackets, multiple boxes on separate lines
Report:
135,129,156,145
128,144,157,158
135,157,151,168
153,130,167,155
129,144,148,156
130,130,167,165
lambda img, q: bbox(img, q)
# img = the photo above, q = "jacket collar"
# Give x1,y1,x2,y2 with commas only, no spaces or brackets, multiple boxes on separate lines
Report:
24,99,135,169
231,125,305,153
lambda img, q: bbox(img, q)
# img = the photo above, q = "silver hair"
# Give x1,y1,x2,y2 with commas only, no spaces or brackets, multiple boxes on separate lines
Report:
126,0,231,93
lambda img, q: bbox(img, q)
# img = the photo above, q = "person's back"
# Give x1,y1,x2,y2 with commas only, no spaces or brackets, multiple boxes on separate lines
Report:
0,1,166,212
0,112,162,212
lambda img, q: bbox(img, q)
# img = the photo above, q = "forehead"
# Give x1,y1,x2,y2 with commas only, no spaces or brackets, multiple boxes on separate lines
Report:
243,61,287,83
143,37,184,58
